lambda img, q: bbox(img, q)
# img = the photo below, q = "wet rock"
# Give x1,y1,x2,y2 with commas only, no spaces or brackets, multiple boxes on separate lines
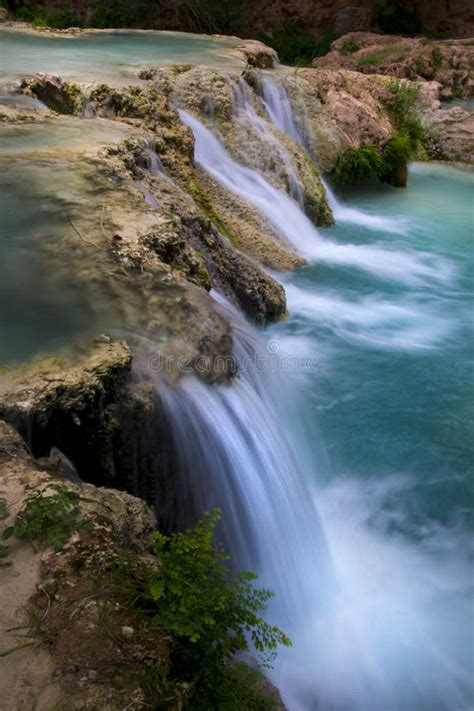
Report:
20,73,85,114
238,40,279,69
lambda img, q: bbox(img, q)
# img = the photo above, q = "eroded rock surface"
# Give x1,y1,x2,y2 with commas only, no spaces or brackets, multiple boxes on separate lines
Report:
315,33,474,100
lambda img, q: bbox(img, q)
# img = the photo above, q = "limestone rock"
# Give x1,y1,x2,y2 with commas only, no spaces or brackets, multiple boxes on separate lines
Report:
238,40,279,69
315,33,474,100
20,73,85,114
423,106,474,163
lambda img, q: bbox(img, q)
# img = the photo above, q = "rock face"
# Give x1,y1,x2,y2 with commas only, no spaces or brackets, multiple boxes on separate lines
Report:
20,73,86,113
294,68,396,170
0,338,132,484
315,33,474,100
8,0,474,38
423,106,474,163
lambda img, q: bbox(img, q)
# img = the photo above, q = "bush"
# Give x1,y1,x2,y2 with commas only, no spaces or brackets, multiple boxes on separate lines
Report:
259,21,318,66
148,510,290,705
332,144,383,184
2,483,90,552
341,41,361,55
379,134,411,185
48,10,83,28
432,46,443,70
386,81,424,146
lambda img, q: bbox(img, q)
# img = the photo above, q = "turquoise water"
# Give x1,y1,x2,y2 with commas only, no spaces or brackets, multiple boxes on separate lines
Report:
271,164,474,525
0,29,242,84
0,162,92,363
264,163,474,709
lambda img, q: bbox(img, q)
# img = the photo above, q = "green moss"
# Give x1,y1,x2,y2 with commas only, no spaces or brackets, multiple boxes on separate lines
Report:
188,179,240,246
332,144,383,185
340,41,361,55
379,134,412,187
357,47,405,68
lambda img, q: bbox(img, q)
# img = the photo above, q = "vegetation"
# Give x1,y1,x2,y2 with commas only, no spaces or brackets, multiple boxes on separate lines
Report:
341,41,361,55
332,80,425,188
432,46,443,70
332,144,383,185
371,0,423,36
258,21,319,66
149,510,290,705
2,483,90,551
4,488,288,707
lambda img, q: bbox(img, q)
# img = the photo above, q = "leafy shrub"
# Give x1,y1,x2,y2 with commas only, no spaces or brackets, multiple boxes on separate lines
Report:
259,21,318,66
332,144,383,184
47,10,83,28
193,662,277,710
2,483,90,551
341,41,361,55
432,46,443,70
148,509,290,704
386,81,424,146
379,133,411,185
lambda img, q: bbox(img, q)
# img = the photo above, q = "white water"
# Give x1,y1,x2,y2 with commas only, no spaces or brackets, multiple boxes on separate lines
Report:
147,312,334,623
233,79,304,204
179,108,454,287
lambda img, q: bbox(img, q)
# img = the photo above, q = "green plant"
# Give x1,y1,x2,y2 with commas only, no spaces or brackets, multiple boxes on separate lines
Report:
2,483,90,551
148,510,290,703
379,133,412,185
416,55,427,75
386,81,424,145
332,144,383,184
432,46,443,70
340,41,361,55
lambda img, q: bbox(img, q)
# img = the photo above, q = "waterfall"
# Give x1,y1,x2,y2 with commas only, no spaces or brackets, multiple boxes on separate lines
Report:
258,75,411,233
180,108,454,287
232,79,304,205
142,300,334,625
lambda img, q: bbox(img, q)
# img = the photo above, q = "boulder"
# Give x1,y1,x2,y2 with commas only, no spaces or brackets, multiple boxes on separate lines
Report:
238,40,279,69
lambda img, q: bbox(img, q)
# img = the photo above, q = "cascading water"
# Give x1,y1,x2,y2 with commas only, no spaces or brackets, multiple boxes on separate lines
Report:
144,301,334,624
232,79,304,204
259,75,411,232
179,108,454,287
173,81,473,711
